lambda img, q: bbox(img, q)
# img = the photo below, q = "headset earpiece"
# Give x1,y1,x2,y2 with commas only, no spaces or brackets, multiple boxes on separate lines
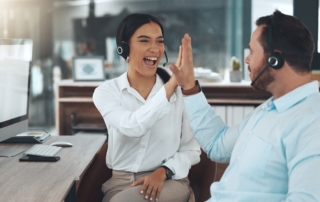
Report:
268,52,284,69
267,23,284,70
117,43,130,60
117,19,130,60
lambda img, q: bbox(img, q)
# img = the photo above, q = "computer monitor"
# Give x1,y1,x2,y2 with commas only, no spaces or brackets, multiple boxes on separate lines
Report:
0,39,33,142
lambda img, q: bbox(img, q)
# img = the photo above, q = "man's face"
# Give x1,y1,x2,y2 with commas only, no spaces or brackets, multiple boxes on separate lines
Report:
245,26,274,91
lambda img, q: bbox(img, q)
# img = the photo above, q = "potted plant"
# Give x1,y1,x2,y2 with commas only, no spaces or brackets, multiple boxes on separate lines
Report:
229,56,242,82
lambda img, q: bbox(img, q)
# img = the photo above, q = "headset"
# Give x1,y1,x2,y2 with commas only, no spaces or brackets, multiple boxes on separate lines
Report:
251,21,284,86
116,18,168,67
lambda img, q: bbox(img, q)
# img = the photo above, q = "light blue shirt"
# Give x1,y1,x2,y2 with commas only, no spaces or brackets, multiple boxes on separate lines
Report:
184,81,320,202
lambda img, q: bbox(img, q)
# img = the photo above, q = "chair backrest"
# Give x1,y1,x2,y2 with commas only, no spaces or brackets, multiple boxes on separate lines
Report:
188,150,216,202
77,145,216,202
77,142,111,202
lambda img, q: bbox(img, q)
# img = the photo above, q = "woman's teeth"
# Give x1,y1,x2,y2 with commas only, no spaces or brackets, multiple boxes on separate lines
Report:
144,57,157,66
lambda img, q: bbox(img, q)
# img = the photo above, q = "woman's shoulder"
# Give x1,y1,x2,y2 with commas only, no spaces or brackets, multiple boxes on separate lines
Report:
96,72,127,92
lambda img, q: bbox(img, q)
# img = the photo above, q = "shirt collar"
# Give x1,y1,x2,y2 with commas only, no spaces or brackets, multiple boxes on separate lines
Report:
118,72,130,91
117,71,163,92
271,81,319,113
116,71,176,102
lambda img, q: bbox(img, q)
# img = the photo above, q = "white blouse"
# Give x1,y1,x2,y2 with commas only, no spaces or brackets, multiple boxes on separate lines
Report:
93,72,200,179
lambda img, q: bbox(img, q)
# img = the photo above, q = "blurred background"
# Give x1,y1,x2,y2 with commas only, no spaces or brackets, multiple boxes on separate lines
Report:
0,0,318,131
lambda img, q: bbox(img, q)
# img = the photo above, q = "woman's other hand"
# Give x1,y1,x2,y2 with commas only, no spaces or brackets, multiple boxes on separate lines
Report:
164,45,182,100
132,167,167,202
175,45,182,68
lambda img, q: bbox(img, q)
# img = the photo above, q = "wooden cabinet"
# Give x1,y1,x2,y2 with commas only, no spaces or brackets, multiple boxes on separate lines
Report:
55,80,271,135
201,81,271,106
55,80,104,135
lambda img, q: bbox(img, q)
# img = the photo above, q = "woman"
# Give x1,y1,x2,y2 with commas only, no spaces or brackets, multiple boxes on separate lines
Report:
93,13,200,202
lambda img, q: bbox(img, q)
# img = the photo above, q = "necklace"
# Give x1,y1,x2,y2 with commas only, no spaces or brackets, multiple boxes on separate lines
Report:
131,86,153,91
129,75,156,91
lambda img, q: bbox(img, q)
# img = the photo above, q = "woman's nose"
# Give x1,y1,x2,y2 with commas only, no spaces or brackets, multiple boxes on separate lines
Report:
149,47,159,53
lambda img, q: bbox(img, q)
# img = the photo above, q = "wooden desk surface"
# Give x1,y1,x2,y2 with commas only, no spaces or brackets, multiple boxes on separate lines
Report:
0,134,106,202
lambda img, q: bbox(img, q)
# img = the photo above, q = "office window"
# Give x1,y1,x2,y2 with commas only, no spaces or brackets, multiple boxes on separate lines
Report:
0,1,54,128
251,0,293,33
53,0,245,77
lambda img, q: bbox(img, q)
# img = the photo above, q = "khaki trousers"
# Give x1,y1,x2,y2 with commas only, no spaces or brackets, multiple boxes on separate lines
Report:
102,170,190,202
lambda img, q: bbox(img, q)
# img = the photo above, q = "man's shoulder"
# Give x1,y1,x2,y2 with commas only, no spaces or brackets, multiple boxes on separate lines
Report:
307,92,320,115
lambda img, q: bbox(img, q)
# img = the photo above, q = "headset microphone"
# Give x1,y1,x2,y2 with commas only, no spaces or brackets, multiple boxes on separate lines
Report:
250,64,269,86
163,51,168,67
251,21,284,86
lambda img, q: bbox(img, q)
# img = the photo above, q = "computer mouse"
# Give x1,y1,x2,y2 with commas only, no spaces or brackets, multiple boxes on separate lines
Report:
50,141,73,147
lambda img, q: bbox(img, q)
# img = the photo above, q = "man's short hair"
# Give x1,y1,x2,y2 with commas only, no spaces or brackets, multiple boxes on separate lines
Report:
256,10,314,73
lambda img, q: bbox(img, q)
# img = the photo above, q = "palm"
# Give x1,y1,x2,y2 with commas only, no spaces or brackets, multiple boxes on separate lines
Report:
170,34,195,89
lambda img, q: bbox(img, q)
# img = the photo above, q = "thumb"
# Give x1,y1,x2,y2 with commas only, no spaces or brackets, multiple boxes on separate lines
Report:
169,64,180,75
132,177,144,187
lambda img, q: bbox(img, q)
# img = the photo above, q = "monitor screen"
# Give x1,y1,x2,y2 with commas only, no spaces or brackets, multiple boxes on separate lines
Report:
0,39,33,142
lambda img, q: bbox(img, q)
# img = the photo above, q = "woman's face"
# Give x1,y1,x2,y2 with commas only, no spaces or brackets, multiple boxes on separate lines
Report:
128,22,165,77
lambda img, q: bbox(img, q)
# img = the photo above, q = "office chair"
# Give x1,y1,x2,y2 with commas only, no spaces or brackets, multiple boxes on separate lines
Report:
76,144,216,202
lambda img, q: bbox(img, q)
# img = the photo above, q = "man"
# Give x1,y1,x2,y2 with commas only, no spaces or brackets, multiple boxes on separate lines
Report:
169,10,320,201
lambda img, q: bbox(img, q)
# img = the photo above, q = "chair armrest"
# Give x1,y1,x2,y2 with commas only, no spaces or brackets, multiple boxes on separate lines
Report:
188,150,216,202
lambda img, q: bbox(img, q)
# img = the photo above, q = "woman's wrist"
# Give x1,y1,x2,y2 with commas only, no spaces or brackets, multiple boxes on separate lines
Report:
164,77,178,100
157,167,167,181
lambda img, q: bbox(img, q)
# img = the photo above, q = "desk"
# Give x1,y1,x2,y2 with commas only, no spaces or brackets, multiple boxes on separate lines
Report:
0,134,106,202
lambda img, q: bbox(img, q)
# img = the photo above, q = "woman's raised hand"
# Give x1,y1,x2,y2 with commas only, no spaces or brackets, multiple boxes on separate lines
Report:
169,34,195,90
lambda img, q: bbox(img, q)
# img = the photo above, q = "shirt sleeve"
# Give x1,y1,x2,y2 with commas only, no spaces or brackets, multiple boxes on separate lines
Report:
183,92,249,163
284,117,320,202
93,84,172,138
162,110,201,179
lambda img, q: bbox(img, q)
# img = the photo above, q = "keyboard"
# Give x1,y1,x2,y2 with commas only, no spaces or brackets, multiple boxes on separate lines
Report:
25,144,62,157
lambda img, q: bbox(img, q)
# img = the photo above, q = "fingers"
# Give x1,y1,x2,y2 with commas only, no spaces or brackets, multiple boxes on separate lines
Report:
181,34,188,66
132,177,144,187
150,187,160,202
155,188,161,202
144,184,154,201
146,184,162,202
181,34,193,67
169,64,179,74
175,45,182,68
139,179,148,194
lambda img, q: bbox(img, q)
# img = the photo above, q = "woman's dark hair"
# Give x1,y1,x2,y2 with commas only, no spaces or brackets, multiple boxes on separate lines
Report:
256,10,314,73
116,13,170,83
116,13,164,47
156,67,170,83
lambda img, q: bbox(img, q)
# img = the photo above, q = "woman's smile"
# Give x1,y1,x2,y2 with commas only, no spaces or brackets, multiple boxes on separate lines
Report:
143,56,158,68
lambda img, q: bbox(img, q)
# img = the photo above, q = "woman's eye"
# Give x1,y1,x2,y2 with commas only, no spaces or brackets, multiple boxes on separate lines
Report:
157,40,164,44
139,40,149,43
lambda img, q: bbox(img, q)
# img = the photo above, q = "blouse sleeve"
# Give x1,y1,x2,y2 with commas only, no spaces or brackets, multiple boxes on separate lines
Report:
93,84,172,138
162,111,201,179
162,91,201,179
